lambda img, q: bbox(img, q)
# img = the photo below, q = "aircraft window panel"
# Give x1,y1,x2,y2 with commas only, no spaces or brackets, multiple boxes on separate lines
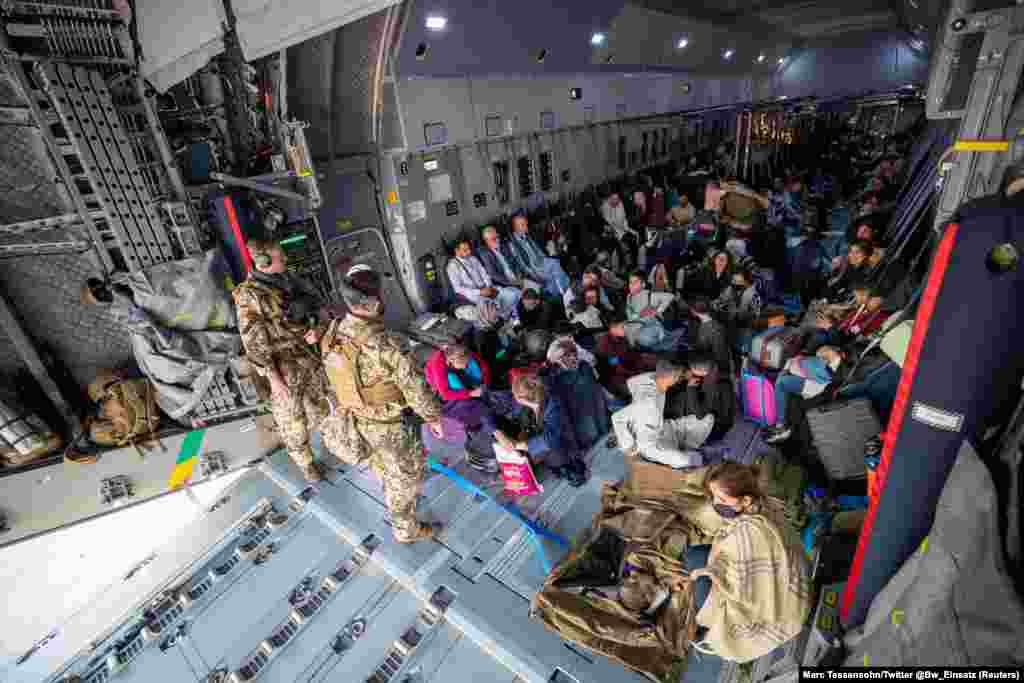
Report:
492,161,510,205
538,151,553,192
424,122,447,147
540,110,555,130
427,174,453,204
583,106,595,123
517,156,535,197
485,115,502,137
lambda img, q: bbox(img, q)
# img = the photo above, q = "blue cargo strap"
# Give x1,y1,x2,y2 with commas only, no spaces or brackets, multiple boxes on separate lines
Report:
427,458,570,574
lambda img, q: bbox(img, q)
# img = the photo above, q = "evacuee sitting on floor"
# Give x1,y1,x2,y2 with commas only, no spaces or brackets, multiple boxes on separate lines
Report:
423,344,521,471
566,265,619,314
686,297,733,378
666,193,695,226
612,361,713,469
764,345,849,444
668,353,735,442
446,236,521,330
516,287,562,333
567,286,608,347
689,249,733,300
804,282,890,353
593,329,659,400
499,372,588,487
824,240,874,302
686,463,813,662
711,267,762,352
626,271,676,323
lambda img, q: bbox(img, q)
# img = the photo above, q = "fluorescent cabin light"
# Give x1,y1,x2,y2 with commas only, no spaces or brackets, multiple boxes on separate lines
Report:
723,49,734,59
591,33,606,46
778,57,785,64
425,15,447,30
757,54,765,63
677,38,688,49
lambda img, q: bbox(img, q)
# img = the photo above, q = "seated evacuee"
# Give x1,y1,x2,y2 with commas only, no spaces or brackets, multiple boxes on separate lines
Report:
805,282,890,353
446,235,521,329
711,267,762,351
626,271,675,322
566,265,619,313
423,343,520,439
686,296,732,377
516,287,562,332
504,213,572,298
666,193,695,226
499,372,589,488
669,353,735,442
686,462,813,661
764,345,849,444
477,224,532,290
612,361,713,469
567,286,608,344
690,249,733,300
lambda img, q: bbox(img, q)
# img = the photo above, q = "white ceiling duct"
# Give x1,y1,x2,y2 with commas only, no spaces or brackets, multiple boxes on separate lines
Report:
136,0,400,92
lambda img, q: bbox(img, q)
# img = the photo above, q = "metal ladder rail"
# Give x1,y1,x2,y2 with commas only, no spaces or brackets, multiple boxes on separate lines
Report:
35,61,151,270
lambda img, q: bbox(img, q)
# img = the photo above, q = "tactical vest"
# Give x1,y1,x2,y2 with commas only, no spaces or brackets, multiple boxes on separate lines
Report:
87,371,161,447
320,321,405,412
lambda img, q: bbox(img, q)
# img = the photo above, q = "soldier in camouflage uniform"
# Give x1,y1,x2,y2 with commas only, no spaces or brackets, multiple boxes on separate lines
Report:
317,264,445,544
232,239,330,481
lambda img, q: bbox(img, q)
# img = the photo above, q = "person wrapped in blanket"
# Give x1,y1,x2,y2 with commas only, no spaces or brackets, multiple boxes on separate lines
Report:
611,360,715,469
566,286,608,350
686,462,813,661
423,343,522,473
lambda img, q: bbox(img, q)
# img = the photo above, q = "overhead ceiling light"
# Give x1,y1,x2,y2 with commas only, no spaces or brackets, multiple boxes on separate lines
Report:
909,38,925,50
779,95,788,100
677,38,689,49
425,15,447,31
778,57,785,64
591,33,606,46
757,54,765,63
723,49,734,60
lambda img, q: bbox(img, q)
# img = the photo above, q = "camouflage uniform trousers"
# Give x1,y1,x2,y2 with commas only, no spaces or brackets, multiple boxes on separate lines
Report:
355,418,427,542
270,365,329,469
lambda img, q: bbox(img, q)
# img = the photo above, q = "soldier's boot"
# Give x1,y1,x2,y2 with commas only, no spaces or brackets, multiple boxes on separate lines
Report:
300,461,326,482
395,522,441,545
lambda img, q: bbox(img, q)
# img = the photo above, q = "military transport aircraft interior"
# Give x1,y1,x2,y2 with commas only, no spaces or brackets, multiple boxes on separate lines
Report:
0,0,1022,682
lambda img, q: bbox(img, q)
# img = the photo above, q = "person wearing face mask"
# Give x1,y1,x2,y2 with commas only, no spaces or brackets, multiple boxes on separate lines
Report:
764,345,849,444
669,354,735,442
711,268,762,349
498,372,588,487
685,462,812,661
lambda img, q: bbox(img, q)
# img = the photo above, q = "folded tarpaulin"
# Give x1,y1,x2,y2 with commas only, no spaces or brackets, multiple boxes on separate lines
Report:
110,251,242,421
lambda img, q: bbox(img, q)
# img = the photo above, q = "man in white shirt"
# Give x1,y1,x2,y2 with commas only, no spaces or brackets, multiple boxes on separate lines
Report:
611,362,713,469
600,193,637,270
446,237,520,329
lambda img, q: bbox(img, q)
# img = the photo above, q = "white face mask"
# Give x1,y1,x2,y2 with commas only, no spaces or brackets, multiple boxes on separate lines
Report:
827,356,842,371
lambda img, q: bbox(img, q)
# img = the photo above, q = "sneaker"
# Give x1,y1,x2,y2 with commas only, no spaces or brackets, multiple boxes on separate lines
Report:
466,450,499,474
555,464,587,488
396,522,440,544
764,426,793,444
605,434,618,449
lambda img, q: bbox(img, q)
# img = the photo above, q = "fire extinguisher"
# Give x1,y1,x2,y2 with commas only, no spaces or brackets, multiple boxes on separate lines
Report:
418,253,445,311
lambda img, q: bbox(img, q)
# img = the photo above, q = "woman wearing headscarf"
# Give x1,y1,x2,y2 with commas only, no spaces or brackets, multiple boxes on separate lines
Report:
685,463,813,662
543,338,610,454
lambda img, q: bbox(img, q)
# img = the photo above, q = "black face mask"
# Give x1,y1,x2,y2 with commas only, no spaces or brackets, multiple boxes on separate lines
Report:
713,503,740,519
731,284,746,293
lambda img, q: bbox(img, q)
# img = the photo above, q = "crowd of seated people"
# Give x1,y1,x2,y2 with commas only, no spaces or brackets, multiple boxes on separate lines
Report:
427,124,919,503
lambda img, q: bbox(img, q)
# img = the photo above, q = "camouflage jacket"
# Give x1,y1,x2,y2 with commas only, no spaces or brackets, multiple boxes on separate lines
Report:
323,315,441,424
231,275,326,380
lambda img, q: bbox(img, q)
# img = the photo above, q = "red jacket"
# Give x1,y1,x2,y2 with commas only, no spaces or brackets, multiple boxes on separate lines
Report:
839,308,890,337
424,350,491,401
